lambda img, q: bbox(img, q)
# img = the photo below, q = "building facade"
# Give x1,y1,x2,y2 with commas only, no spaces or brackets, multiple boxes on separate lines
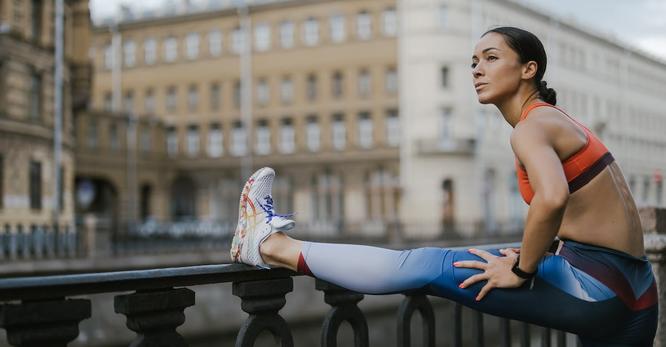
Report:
0,0,91,229
399,0,666,237
89,0,400,237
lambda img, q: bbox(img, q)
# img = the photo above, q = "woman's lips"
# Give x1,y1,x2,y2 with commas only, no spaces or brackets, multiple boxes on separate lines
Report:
475,83,487,91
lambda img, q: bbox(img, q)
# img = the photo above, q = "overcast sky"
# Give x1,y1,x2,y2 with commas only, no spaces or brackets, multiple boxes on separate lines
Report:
90,0,666,62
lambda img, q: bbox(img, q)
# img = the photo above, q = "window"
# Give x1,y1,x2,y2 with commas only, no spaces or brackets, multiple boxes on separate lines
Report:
123,40,136,67
109,122,119,150
123,90,134,114
330,15,346,43
303,18,319,46
306,116,320,152
164,37,178,62
440,107,452,147
358,112,373,148
332,113,346,150
257,78,270,105
208,124,223,157
233,80,241,108
144,38,157,65
186,33,199,60
438,4,448,29
356,11,372,40
332,71,343,98
104,44,113,69
29,70,42,121
29,161,42,210
208,29,222,56
306,74,317,101
280,77,293,104
440,66,449,88
385,109,399,147
187,85,198,112
280,21,294,48
167,127,178,157
187,125,200,156
358,69,371,97
143,89,155,114
256,120,271,155
31,0,43,41
104,92,113,112
280,118,295,154
382,8,397,37
166,86,177,112
385,67,397,93
231,121,247,156
232,26,245,54
254,23,271,51
87,118,97,148
210,83,221,111
141,126,151,152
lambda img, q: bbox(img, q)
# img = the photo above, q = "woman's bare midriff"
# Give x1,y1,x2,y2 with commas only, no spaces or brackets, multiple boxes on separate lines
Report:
557,162,645,258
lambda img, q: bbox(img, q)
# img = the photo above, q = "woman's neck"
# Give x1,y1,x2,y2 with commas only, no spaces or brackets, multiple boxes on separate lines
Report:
497,87,540,128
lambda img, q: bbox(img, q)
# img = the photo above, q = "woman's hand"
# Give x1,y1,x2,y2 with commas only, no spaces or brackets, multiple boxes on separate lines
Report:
454,248,527,301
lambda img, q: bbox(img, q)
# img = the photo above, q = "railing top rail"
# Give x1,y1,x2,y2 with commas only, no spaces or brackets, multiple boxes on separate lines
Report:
0,241,521,302
0,263,297,301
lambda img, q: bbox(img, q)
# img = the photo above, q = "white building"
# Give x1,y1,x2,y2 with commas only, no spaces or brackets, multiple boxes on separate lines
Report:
399,0,666,237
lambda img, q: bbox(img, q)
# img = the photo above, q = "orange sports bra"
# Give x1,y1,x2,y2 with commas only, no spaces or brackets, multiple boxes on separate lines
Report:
516,102,614,204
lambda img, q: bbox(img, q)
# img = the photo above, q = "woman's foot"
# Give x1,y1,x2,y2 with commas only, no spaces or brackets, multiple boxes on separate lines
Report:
229,167,295,268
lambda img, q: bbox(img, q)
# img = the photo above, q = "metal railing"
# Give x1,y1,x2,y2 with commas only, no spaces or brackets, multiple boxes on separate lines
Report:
0,241,580,347
0,224,80,260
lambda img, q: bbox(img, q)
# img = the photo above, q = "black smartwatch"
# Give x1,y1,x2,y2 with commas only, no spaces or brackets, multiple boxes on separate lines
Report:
511,255,536,279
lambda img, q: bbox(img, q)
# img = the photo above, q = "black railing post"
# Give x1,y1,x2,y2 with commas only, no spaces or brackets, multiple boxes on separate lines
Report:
232,277,294,347
520,321,530,347
114,287,195,347
0,298,91,347
474,310,484,347
396,293,435,347
500,318,511,347
315,279,368,347
453,303,463,347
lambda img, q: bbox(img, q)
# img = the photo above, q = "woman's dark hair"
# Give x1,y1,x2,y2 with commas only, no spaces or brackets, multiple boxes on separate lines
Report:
483,27,557,105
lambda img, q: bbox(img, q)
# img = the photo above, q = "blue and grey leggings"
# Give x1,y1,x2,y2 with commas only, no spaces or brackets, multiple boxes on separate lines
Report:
297,239,658,346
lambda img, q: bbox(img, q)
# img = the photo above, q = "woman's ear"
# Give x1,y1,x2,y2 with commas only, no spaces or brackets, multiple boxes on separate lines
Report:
521,61,538,80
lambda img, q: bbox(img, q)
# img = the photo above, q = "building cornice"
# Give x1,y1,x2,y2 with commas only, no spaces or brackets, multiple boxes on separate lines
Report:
92,0,334,33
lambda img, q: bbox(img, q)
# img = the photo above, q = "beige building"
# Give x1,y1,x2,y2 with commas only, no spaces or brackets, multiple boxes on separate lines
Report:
399,0,666,237
0,0,91,230
89,0,401,237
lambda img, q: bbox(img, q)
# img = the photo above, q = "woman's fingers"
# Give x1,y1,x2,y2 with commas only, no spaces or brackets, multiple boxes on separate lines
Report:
476,282,494,301
453,260,487,270
459,273,487,289
468,248,495,260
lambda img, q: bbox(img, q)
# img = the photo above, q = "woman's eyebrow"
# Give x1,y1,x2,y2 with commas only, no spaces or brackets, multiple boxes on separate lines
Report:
472,47,500,59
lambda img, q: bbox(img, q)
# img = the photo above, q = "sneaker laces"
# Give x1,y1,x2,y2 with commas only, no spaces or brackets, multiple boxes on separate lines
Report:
256,196,294,224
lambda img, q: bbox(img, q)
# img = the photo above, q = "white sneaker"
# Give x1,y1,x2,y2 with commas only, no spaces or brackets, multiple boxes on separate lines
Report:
230,167,295,268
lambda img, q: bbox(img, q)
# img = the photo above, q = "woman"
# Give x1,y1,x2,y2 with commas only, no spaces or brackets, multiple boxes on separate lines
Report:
229,27,658,346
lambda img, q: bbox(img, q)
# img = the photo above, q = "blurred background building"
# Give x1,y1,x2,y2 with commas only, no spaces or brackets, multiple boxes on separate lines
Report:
0,0,91,233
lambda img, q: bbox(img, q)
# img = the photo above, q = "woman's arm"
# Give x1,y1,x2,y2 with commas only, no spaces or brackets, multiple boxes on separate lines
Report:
455,111,570,301
510,114,569,273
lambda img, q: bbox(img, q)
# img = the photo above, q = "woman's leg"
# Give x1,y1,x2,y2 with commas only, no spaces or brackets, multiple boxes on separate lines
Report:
260,234,656,345
260,232,447,294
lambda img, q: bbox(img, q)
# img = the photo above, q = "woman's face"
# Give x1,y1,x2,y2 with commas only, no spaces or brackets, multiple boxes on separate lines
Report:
471,32,524,104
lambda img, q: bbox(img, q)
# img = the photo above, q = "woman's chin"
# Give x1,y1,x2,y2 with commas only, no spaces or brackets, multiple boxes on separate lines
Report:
476,95,493,104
